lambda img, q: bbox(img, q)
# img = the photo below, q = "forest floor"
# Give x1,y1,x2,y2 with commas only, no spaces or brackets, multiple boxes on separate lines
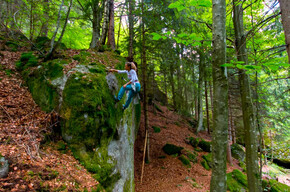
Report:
134,104,290,191
134,104,242,192
0,51,99,191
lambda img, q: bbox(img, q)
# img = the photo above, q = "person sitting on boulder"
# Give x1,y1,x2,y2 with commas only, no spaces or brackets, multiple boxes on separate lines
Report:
109,62,141,110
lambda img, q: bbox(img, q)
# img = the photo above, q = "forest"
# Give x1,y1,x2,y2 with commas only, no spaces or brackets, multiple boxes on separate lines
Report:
0,0,289,191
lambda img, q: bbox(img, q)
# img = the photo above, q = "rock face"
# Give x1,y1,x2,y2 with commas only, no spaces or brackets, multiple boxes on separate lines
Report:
0,157,9,178
17,51,141,191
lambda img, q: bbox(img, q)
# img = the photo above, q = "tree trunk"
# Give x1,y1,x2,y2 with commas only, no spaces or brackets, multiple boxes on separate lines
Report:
107,0,115,50
169,62,176,109
90,0,102,49
99,0,109,48
205,79,210,134
233,1,261,191
141,0,149,162
48,0,72,58
29,0,34,40
128,0,134,60
197,50,204,133
279,0,290,63
50,0,64,53
210,0,228,191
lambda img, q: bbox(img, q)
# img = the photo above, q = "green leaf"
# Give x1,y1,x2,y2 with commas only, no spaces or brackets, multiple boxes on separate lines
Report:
236,64,244,69
151,32,163,40
197,0,212,7
221,63,234,67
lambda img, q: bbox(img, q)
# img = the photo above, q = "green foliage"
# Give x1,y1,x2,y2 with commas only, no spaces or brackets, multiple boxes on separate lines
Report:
268,179,290,192
188,137,199,148
178,155,191,168
162,143,184,155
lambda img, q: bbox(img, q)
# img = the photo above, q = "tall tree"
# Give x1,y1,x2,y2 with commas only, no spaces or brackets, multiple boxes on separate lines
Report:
89,0,103,48
279,0,290,63
233,0,261,191
99,0,109,48
128,0,134,60
197,49,204,133
107,0,115,50
210,0,228,191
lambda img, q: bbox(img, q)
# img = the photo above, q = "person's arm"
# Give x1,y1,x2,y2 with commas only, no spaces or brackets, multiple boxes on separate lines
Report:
109,69,127,73
123,80,132,88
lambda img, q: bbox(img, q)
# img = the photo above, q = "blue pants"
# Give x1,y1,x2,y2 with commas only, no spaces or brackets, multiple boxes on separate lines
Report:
117,83,141,109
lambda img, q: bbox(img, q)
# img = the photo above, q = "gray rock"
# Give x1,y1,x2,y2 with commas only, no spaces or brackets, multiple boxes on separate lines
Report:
231,143,245,162
0,157,9,178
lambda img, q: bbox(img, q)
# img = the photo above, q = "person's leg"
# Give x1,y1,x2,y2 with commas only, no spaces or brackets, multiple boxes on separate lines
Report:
123,90,134,109
117,84,132,101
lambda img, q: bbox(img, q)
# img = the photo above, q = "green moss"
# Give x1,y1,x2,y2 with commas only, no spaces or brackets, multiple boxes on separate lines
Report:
201,160,210,170
202,153,212,168
43,59,64,79
152,126,161,133
188,137,199,148
178,155,191,168
34,36,50,50
154,103,163,113
16,52,38,71
226,172,247,192
231,169,247,187
5,41,19,50
72,51,92,63
268,179,290,192
162,144,184,155
198,139,211,152
231,143,245,162
186,151,197,164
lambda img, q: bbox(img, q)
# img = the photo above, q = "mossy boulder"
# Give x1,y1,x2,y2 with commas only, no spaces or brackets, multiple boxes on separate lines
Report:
198,139,211,152
187,137,199,148
202,153,212,168
226,169,247,192
178,155,191,168
268,179,290,192
201,160,210,170
162,144,184,155
231,143,245,162
186,151,198,164
18,51,141,192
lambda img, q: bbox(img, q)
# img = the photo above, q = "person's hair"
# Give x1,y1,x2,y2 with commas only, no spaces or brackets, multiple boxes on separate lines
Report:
126,62,137,71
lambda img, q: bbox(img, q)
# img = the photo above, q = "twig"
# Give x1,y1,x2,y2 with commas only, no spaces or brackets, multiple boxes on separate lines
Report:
140,130,148,184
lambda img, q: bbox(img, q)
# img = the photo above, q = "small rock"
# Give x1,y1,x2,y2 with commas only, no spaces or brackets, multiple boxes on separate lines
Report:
0,157,9,178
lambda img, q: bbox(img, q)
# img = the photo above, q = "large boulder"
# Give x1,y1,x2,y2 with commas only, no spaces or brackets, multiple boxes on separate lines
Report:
231,143,245,162
18,51,141,192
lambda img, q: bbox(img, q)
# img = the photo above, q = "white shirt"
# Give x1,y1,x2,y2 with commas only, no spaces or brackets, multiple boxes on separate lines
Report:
118,69,139,82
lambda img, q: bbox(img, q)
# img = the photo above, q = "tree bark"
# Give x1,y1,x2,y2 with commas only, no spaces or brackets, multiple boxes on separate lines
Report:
197,50,204,133
99,0,109,48
50,0,64,53
90,0,102,49
279,0,290,63
210,0,228,191
107,0,115,50
128,0,134,60
141,0,149,162
205,78,210,134
48,0,72,57
233,1,261,191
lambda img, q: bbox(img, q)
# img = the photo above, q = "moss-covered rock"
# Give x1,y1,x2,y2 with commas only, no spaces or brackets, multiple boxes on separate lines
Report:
152,126,161,133
198,139,211,152
19,50,140,192
201,160,210,170
162,144,184,155
231,143,245,162
202,153,212,168
226,169,247,192
186,151,197,164
187,137,199,148
178,155,191,168
268,179,290,192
